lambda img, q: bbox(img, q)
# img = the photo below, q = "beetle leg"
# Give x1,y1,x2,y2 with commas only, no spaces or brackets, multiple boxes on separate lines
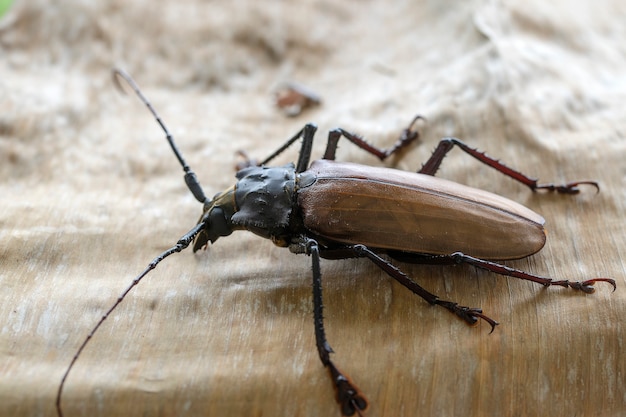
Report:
323,115,424,161
295,124,318,173
443,252,616,293
343,245,499,332
236,124,318,173
305,239,368,416
419,137,599,194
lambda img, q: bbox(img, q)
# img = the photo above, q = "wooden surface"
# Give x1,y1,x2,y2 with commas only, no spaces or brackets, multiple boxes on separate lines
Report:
1,1,625,416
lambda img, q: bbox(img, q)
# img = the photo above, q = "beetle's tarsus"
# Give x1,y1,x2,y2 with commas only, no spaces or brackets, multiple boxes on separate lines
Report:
327,362,368,417
436,300,499,332
568,281,596,294
394,114,425,154
534,180,600,194
551,277,616,293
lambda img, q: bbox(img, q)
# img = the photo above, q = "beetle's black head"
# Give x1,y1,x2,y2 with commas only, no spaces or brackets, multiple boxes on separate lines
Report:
192,164,298,251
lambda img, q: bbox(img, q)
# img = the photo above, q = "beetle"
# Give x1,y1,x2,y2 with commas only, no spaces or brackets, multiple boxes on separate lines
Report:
56,69,616,417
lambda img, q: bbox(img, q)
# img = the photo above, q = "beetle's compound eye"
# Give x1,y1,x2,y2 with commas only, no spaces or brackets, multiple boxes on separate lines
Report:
192,207,233,251
207,207,232,242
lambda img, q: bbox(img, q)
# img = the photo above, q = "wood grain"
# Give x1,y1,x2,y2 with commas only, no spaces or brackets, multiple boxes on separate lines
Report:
1,1,624,416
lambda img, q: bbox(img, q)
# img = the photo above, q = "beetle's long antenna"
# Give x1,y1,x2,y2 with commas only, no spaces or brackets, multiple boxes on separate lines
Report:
56,222,206,417
112,68,208,205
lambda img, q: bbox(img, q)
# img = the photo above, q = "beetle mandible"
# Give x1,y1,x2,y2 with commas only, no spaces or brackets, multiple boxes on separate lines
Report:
56,69,616,417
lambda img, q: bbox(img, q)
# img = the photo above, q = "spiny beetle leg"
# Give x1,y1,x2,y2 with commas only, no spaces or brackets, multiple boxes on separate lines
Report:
341,245,499,331
235,124,318,174
446,252,616,293
237,114,423,173
419,137,599,194
323,115,424,161
305,240,368,416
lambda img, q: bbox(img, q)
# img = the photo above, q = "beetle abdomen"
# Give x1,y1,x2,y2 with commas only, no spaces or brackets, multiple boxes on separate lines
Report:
298,160,546,260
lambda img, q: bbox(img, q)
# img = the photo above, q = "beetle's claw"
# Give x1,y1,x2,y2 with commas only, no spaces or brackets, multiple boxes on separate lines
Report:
327,362,368,417
570,181,600,194
581,278,617,293
458,308,499,334
466,310,500,334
